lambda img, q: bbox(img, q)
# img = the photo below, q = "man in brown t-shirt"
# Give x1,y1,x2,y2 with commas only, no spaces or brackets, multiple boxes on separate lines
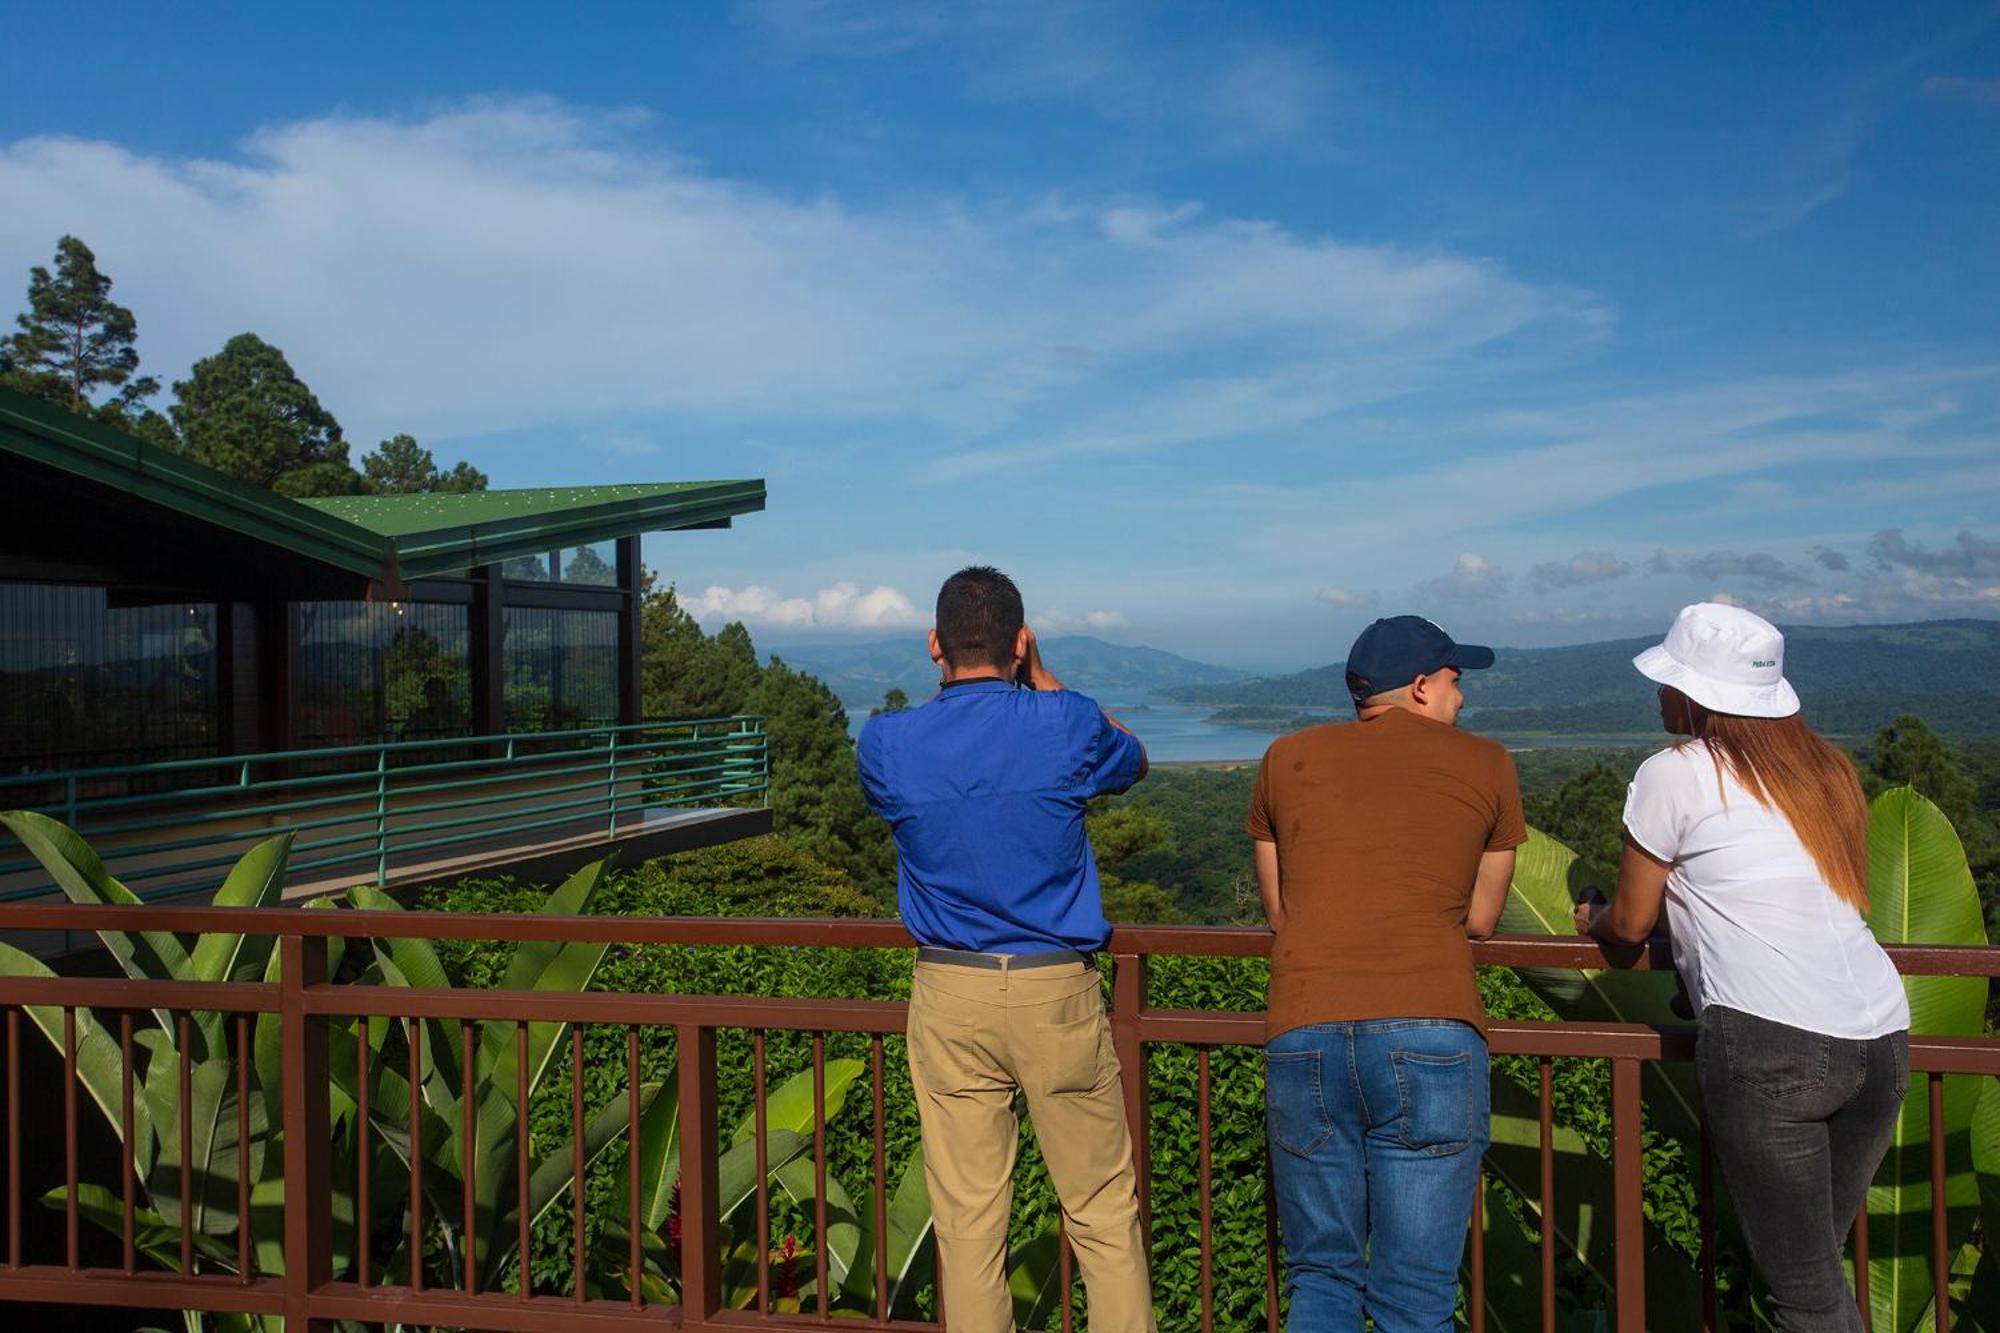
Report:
1247,614,1523,1332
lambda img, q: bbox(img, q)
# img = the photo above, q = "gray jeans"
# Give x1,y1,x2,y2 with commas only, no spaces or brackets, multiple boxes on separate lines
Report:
1697,1005,1909,1332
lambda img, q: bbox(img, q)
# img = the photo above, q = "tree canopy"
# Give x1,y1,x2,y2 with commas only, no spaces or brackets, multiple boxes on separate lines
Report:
1,235,160,424
3,236,492,498
168,333,364,497
361,432,489,494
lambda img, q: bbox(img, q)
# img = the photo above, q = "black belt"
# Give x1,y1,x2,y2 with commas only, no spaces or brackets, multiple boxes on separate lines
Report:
916,946,1090,970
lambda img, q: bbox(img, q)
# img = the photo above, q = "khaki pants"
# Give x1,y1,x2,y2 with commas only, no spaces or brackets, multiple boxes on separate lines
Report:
906,957,1156,1332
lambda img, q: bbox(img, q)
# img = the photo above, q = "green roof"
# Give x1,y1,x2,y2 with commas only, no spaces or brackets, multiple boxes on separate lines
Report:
300,481,766,579
0,385,765,586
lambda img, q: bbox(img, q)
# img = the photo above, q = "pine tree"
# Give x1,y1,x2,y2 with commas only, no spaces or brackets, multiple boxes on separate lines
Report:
361,433,489,494
1,236,159,420
168,333,363,497
639,577,762,720
1864,714,1980,829
748,657,897,894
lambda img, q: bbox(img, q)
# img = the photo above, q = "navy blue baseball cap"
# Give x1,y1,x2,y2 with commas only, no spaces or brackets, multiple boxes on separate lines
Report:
1344,616,1495,704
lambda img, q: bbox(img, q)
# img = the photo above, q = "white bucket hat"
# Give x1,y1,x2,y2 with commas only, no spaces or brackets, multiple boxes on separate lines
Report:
1633,602,1801,719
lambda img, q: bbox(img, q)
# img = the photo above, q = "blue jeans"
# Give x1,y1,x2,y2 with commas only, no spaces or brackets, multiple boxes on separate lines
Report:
1266,1020,1489,1332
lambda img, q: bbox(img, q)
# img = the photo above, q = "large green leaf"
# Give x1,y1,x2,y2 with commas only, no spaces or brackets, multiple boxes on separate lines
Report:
467,858,617,1235
185,833,293,1061
1,810,192,1037
729,1059,866,1143
1864,787,1988,1333
720,1059,868,1292
513,1081,663,1248
1007,1226,1064,1329
718,1127,813,1223
1957,1078,2000,1330
147,1054,267,1235
480,860,613,1101
628,1070,681,1230
773,1153,862,1289
1498,828,1704,1144
251,897,352,1129
347,885,468,1099
0,940,154,1170
1483,1073,1703,1331
1462,1175,1549,1333
189,833,292,982
45,1182,236,1274
840,1147,937,1316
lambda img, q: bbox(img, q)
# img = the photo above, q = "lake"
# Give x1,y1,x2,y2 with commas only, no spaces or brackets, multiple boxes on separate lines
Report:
843,689,1280,761
843,689,1653,763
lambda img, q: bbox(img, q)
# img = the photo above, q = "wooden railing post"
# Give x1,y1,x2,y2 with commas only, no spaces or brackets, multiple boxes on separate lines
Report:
677,1023,721,1318
1611,1055,1646,1333
280,933,333,1331
1112,951,1152,1243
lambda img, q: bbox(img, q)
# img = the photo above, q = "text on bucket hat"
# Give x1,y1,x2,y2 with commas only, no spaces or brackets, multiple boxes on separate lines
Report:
1632,602,1801,719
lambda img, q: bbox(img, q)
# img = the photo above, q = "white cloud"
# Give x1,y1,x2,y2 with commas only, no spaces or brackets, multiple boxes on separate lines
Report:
1529,551,1629,592
688,581,921,631
0,99,1603,458
1417,553,1507,601
1204,365,2000,566
1315,587,1377,609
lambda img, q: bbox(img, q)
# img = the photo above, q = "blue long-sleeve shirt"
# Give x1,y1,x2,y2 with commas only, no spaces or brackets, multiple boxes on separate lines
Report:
857,678,1145,954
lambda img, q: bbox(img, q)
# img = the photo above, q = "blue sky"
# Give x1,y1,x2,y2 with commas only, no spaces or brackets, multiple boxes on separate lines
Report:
3,2,1997,668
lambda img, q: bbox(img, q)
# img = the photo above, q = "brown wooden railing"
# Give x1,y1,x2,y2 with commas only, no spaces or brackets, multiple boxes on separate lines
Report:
1,909,1996,1331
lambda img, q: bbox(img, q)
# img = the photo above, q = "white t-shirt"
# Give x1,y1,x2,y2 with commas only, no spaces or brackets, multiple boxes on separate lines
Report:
1623,742,1909,1040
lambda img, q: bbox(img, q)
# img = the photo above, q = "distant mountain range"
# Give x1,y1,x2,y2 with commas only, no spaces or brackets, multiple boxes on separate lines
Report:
1167,619,2000,739
766,635,1248,707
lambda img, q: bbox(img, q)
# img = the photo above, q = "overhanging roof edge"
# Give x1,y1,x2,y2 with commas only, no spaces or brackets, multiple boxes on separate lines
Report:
0,387,390,579
386,480,768,579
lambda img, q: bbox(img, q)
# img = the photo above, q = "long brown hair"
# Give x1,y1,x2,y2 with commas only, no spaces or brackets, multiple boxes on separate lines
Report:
1683,704,1871,911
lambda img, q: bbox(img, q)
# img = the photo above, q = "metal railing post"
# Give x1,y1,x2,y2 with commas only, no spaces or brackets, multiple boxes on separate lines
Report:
280,932,333,1330
606,730,620,837
1112,951,1152,1245
1611,1055,1646,1333
373,748,389,887
676,1023,722,1317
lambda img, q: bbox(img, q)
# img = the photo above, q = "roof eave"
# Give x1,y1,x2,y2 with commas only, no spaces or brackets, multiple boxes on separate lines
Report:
0,390,391,579
388,480,768,579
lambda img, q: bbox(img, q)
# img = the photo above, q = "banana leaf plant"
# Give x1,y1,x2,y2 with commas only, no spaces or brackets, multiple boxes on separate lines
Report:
1861,787,1988,1333
332,863,665,1295
0,810,387,1333
0,814,658,1324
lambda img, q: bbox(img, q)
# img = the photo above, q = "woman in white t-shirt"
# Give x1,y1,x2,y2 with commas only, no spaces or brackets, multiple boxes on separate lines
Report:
1575,602,1908,1333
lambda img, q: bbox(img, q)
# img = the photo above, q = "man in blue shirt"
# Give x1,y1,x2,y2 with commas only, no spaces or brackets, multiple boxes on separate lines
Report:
859,566,1155,1332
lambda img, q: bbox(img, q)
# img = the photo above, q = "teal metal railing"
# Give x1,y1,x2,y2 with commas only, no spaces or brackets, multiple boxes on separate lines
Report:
0,716,768,903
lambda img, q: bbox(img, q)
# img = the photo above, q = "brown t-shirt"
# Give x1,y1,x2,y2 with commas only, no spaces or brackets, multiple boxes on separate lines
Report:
1245,708,1526,1039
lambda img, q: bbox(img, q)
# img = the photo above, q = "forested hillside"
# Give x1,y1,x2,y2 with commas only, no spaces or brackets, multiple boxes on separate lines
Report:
766,634,1247,707
1172,619,2000,738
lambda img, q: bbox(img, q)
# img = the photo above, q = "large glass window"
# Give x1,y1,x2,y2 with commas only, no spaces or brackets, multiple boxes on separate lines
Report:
0,583,217,771
297,601,472,747
501,542,619,587
554,541,617,586
503,607,619,732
